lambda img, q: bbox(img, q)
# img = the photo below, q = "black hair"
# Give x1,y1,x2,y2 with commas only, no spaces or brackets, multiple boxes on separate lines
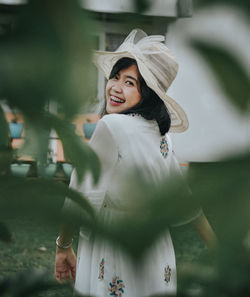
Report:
101,57,171,135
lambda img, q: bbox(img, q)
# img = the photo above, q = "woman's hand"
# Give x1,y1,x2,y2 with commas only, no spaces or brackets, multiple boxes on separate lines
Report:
54,246,76,282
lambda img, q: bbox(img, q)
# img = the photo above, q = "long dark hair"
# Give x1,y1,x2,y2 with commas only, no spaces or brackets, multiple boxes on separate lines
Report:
101,57,171,135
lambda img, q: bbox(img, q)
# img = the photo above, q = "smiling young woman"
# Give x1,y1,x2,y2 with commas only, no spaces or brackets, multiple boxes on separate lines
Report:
105,64,142,114
54,29,216,297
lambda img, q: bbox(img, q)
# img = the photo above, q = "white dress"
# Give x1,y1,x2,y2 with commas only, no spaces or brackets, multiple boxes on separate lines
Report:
67,114,200,297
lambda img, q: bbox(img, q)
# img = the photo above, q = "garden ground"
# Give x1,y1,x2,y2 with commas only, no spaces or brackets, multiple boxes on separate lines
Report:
0,216,207,297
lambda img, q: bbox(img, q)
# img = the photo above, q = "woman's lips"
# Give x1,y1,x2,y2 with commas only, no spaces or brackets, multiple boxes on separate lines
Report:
109,95,125,106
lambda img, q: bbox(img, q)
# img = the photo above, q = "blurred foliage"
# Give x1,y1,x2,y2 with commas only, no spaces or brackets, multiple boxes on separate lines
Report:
0,0,96,117
194,0,250,14
47,114,100,184
0,221,12,243
94,172,200,260
0,0,250,296
183,157,250,297
190,40,250,112
0,176,96,226
180,1,250,295
134,0,151,13
184,2,250,293
0,0,100,223
0,269,62,297
0,0,100,295
0,105,9,148
0,0,101,176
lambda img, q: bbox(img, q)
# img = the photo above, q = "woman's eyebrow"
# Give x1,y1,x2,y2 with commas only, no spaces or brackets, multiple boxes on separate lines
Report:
125,75,138,83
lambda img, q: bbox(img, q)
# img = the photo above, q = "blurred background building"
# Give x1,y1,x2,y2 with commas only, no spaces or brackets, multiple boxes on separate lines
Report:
1,0,249,165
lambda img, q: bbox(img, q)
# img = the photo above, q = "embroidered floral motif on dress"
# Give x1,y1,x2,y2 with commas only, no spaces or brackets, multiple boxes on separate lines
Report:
98,258,104,280
160,137,169,158
164,264,171,284
109,276,125,297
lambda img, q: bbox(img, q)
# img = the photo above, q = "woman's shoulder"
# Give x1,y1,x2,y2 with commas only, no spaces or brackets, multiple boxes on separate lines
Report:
100,113,131,124
99,114,140,132
100,113,156,128
97,114,151,146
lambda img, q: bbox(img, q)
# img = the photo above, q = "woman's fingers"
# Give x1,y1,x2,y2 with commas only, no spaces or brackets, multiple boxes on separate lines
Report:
55,262,71,282
55,272,61,282
71,266,76,280
60,271,70,280
55,270,71,282
55,247,76,282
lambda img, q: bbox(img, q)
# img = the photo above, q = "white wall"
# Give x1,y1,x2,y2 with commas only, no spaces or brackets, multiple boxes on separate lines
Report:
0,0,26,4
166,5,250,162
82,0,177,16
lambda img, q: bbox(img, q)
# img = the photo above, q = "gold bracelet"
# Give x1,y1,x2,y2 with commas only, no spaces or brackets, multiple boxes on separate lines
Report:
56,236,73,249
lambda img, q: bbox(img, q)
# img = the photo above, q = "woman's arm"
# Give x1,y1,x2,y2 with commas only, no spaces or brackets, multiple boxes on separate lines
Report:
54,117,119,282
191,212,217,249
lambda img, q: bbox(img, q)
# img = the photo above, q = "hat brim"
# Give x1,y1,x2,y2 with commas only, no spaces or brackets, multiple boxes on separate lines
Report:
93,50,189,133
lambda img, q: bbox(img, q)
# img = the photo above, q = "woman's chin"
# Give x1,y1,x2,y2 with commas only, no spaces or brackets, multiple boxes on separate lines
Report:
106,104,126,114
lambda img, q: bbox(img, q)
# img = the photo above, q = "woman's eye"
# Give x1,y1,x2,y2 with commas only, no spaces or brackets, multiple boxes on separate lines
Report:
125,80,134,86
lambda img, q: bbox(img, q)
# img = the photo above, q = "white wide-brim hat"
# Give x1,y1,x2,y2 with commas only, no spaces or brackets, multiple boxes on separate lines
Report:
93,29,188,133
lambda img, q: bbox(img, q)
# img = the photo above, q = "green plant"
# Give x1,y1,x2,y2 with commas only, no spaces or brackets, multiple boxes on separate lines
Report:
1,0,250,296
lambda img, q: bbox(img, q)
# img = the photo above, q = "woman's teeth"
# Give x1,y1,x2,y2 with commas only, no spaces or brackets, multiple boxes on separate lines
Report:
110,96,125,103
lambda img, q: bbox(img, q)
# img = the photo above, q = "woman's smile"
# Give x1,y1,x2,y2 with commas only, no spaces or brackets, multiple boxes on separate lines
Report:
105,64,141,113
109,95,125,106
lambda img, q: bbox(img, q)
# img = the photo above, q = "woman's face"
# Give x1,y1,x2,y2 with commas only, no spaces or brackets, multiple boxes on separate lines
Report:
105,64,142,114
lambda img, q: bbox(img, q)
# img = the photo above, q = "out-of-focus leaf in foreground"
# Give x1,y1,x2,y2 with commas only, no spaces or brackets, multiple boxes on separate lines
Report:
194,0,250,15
0,176,96,231
17,112,101,184
92,153,250,295
18,114,50,165
188,154,250,237
94,171,200,260
0,0,100,182
0,269,61,297
0,148,12,174
190,39,250,112
0,104,9,149
0,0,96,118
179,154,250,297
0,221,12,243
134,0,151,13
47,114,101,184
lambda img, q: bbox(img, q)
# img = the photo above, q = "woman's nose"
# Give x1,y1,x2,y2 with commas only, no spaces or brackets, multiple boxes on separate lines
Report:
111,81,122,93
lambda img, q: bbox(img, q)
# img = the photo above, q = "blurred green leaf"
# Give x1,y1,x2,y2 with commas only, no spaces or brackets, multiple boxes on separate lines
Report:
190,39,250,112
0,176,96,230
18,114,50,165
0,104,9,148
0,221,12,243
94,172,200,260
16,111,101,183
0,148,12,174
0,268,61,297
147,295,177,297
47,113,101,184
134,0,151,13
185,155,250,296
0,0,96,119
188,154,250,225
194,0,250,14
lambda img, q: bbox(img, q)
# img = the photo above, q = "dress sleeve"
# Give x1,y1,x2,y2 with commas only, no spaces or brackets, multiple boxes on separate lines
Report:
69,118,119,191
88,118,119,174
63,118,119,218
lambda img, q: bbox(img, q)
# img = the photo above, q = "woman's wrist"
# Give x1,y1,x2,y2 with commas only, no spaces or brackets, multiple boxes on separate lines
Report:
56,236,73,249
